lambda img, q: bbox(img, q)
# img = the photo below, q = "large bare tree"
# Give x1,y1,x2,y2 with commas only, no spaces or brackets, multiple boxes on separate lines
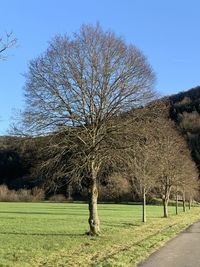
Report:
21,24,156,235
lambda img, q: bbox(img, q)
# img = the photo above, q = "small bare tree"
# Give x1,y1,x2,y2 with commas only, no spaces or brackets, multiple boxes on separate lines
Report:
0,31,17,127
0,32,17,60
127,112,160,223
129,140,158,222
19,24,156,235
157,130,185,217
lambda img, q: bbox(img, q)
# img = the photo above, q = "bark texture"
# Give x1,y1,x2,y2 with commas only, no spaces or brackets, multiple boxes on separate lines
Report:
162,183,171,218
88,180,100,235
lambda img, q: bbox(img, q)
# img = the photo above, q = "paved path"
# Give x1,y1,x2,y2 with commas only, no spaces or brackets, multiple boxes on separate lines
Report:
138,220,200,267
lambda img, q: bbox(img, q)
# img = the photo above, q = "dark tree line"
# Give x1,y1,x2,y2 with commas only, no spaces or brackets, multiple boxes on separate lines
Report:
170,86,200,171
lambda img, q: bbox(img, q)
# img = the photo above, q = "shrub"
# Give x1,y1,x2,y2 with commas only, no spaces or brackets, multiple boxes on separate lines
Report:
17,189,33,202
0,185,45,202
48,194,66,202
0,185,18,201
0,184,9,200
31,187,45,201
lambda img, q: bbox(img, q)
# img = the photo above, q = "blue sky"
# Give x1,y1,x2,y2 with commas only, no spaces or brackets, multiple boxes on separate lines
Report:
0,0,200,134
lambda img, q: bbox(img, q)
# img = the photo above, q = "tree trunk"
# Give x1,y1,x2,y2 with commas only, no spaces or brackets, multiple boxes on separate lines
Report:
67,184,72,200
175,187,178,215
183,190,186,212
142,189,146,223
162,184,171,218
188,197,192,210
163,198,169,218
88,179,100,235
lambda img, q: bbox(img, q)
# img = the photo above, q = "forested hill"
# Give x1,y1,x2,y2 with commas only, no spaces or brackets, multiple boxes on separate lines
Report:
170,86,200,170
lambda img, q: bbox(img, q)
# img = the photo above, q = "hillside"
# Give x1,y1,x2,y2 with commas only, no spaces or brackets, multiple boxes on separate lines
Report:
170,86,200,170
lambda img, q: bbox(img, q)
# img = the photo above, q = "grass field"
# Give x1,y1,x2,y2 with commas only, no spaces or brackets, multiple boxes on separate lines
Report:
0,202,199,267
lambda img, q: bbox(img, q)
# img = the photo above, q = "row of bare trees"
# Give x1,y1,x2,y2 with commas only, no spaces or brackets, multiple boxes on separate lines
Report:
126,102,199,222
12,23,199,236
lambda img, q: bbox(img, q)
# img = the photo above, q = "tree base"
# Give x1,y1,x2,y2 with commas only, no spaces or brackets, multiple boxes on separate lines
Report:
86,230,100,236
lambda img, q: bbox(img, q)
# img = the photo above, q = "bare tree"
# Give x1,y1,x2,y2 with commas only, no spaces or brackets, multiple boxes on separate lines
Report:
127,112,160,223
0,32,17,60
157,126,186,218
20,24,156,235
0,31,17,127
129,140,158,222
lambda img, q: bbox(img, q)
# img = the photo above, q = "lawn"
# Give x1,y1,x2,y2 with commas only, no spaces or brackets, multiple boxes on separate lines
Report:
0,202,199,267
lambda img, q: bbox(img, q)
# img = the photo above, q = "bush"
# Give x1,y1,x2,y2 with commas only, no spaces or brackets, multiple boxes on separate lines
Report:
48,194,66,202
0,184,10,201
31,187,45,201
0,185,18,201
0,185,45,202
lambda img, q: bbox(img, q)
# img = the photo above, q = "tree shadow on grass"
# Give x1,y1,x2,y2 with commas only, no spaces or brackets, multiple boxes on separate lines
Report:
0,231,85,237
0,211,86,216
102,222,140,228
122,222,141,227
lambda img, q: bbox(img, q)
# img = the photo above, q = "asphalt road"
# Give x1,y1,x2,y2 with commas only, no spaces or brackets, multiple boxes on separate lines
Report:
138,220,200,267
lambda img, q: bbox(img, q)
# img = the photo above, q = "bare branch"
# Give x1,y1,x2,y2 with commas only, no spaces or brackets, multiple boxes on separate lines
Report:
0,32,17,60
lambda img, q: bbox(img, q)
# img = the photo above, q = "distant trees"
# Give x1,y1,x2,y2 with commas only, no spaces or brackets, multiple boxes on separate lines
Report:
20,24,156,235
0,136,41,189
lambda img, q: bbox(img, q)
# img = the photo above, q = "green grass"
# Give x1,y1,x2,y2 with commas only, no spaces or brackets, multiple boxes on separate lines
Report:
0,202,199,266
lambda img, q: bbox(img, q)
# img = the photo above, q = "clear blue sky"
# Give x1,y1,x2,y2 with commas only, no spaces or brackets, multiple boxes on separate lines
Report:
0,0,200,135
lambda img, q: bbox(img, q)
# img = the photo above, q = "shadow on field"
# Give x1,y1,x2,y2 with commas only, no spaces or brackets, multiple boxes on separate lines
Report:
122,222,141,227
0,231,85,236
102,222,140,228
0,211,75,216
